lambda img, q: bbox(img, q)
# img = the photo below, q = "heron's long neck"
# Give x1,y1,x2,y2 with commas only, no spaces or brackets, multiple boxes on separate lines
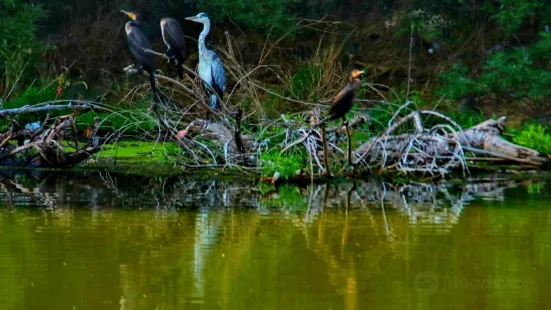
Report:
198,21,211,58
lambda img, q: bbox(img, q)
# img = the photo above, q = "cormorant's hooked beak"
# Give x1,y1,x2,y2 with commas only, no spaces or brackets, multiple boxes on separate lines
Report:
352,70,365,79
120,10,136,21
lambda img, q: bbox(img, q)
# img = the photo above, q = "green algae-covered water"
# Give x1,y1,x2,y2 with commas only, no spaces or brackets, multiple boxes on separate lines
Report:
0,171,549,309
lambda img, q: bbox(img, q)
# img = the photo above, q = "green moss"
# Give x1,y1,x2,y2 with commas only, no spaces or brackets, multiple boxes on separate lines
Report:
68,141,182,176
92,141,179,163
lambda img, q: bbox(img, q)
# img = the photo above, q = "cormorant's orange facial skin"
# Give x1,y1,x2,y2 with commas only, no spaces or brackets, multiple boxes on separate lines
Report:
323,70,365,122
120,10,137,21
350,70,365,79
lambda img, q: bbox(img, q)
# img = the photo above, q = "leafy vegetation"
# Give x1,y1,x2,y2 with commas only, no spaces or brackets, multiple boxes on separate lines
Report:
439,32,551,102
2,0,551,174
513,123,551,155
260,151,306,179
0,0,46,96
186,0,297,37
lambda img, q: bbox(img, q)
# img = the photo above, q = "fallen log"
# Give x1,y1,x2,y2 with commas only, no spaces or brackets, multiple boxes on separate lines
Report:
272,105,546,180
0,101,108,117
354,111,545,176
177,118,255,166
457,116,540,161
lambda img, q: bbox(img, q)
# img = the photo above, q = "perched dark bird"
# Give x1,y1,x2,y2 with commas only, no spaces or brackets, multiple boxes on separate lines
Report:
321,69,365,125
121,10,156,95
317,69,365,173
185,12,226,111
160,17,187,79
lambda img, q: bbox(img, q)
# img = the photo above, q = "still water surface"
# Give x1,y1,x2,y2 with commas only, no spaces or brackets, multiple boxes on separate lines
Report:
0,171,550,309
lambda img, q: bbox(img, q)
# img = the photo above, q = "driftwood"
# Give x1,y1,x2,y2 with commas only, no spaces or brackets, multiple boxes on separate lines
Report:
0,113,103,169
0,101,108,117
272,105,546,181
354,111,544,176
177,118,254,165
457,116,540,161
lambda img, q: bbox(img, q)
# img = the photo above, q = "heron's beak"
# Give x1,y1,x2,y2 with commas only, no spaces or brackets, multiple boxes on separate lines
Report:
120,10,136,20
185,16,197,22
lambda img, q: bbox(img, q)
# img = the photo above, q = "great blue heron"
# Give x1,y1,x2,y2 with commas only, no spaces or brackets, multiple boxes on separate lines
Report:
185,13,226,111
318,69,365,172
160,17,187,79
121,10,156,94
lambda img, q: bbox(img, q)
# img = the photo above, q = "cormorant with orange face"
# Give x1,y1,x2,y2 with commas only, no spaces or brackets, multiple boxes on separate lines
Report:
318,69,365,174
320,69,365,125
121,10,156,95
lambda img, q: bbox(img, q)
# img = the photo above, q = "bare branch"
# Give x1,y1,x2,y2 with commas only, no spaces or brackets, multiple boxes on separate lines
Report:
0,102,108,117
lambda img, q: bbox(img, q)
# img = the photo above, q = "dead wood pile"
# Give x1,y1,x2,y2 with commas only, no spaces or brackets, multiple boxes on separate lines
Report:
270,105,547,180
0,112,103,169
354,112,544,176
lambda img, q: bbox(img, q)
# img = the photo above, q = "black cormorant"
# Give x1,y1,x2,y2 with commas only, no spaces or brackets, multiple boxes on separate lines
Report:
121,10,156,94
160,17,187,79
322,69,365,124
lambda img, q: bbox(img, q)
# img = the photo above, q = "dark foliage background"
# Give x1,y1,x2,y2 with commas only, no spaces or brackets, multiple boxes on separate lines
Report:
3,0,551,146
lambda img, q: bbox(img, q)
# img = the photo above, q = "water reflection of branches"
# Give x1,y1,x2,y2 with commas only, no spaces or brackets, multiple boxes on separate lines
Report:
0,171,543,309
0,171,262,211
264,177,532,234
0,171,536,257
0,171,533,218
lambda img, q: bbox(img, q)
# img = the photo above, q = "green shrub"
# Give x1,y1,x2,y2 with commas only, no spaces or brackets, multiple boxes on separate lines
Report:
2,86,55,110
0,1,46,51
513,123,551,154
0,86,56,131
532,31,551,62
76,100,158,134
0,1,46,95
478,49,551,101
438,61,479,100
287,63,324,102
183,0,297,37
493,0,544,34
260,151,306,178
439,32,551,102
447,110,485,129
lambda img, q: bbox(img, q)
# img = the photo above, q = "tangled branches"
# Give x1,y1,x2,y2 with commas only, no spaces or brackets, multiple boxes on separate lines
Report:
0,110,103,168
355,109,545,177
274,102,545,180
354,109,469,177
